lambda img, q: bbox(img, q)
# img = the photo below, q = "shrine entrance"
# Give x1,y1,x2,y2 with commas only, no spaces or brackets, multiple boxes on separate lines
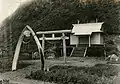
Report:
12,25,71,71
36,30,71,63
12,25,44,71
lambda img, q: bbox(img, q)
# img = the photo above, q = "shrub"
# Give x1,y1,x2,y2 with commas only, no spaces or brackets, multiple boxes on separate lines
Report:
0,58,12,72
104,35,120,56
26,64,118,84
86,45,105,57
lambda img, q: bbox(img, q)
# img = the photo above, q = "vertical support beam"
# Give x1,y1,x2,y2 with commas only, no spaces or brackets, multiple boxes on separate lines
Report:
89,35,91,47
52,34,55,38
62,33,67,63
42,34,45,55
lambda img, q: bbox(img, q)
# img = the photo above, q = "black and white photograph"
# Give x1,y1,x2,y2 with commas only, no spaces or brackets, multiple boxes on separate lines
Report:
0,0,120,84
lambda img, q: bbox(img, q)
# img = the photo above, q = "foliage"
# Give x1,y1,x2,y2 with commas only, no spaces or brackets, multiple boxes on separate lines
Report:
26,64,118,84
0,58,12,73
86,45,105,57
104,35,120,56
0,0,119,48
0,0,120,59
103,5,120,34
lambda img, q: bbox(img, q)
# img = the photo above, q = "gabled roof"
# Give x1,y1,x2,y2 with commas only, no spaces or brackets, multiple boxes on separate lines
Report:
72,22,103,35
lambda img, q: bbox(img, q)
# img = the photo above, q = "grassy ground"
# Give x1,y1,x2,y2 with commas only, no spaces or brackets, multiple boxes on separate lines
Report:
0,57,119,84
27,64,118,84
24,57,118,84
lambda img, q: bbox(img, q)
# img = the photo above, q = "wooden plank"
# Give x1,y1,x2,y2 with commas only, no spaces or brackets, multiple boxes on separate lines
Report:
39,37,69,40
42,34,45,56
36,30,71,34
70,47,75,57
84,47,87,57
52,34,55,38
89,35,91,47
62,33,67,63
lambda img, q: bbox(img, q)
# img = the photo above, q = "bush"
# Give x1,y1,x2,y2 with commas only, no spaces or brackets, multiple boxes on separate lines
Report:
26,64,118,84
0,58,12,72
104,35,120,56
86,45,105,57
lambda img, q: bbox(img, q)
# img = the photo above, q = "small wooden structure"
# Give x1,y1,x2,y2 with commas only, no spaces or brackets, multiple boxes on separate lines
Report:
36,30,71,63
70,22,104,46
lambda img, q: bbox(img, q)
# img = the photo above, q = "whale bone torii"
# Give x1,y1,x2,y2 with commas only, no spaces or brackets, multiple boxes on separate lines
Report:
12,25,45,71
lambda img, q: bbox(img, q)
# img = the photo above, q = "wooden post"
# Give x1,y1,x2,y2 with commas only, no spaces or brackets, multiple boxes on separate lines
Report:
62,33,67,63
42,34,45,55
52,34,55,38
89,35,91,47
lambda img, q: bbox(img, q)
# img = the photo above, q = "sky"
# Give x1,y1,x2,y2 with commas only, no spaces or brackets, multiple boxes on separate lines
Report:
0,0,32,23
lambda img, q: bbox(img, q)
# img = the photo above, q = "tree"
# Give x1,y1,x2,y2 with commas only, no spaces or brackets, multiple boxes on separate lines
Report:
103,5,120,34
0,0,120,55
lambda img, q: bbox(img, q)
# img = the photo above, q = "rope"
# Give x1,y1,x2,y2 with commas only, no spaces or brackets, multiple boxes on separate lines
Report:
22,36,31,44
22,40,30,44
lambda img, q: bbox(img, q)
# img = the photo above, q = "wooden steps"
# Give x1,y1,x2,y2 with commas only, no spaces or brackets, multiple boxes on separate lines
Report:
71,44,88,57
71,44,105,57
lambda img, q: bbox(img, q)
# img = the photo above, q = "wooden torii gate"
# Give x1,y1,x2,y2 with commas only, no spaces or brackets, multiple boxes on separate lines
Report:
12,25,45,71
36,30,71,63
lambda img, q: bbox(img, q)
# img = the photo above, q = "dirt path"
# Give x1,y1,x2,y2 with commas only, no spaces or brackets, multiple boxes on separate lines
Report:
0,60,54,84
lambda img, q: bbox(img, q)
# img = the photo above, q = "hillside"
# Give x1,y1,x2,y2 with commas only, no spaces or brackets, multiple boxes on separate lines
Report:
0,0,120,56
